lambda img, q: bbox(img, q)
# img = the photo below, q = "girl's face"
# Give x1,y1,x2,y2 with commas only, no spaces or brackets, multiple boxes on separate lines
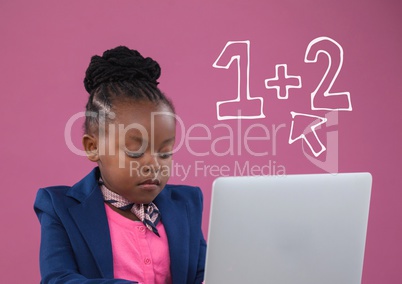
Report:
94,100,176,204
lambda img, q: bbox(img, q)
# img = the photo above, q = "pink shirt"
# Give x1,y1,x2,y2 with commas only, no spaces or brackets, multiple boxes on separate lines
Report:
105,204,172,284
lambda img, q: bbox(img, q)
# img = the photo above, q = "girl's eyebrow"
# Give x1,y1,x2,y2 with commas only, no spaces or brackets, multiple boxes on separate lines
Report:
160,136,175,146
128,135,146,144
127,135,175,145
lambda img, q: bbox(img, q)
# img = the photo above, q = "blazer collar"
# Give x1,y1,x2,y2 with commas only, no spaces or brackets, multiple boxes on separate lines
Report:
66,167,101,202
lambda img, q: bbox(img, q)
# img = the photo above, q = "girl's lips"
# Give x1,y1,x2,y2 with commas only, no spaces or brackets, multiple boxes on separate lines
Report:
137,179,160,191
138,179,160,185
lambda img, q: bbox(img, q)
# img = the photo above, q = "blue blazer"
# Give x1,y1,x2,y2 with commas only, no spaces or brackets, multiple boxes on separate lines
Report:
34,167,206,284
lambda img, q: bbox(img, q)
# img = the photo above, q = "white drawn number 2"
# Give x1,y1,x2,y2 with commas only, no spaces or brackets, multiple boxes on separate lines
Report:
305,36,352,111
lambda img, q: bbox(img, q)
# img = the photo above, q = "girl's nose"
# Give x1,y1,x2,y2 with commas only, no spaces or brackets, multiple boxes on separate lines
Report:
142,152,160,173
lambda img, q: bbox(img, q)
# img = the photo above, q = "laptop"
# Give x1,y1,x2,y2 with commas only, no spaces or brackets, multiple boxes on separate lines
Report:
204,173,372,284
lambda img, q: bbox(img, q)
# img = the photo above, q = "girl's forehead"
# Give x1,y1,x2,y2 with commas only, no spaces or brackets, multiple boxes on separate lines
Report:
112,100,174,123
106,101,176,141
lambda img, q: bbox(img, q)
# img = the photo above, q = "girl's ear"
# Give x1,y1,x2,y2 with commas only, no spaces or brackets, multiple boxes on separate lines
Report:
82,134,100,162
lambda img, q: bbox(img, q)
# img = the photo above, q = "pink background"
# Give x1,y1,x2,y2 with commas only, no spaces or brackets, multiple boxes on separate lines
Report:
1,0,401,283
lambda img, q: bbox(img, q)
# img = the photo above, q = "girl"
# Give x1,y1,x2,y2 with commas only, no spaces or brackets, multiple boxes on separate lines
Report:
34,46,206,284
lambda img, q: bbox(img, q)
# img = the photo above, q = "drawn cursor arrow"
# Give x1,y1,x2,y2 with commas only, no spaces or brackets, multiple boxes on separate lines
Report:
288,111,327,157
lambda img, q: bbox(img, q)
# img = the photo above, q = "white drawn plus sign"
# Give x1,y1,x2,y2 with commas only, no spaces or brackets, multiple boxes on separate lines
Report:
265,64,302,99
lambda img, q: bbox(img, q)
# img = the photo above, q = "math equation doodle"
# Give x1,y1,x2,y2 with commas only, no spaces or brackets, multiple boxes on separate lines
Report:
212,36,352,162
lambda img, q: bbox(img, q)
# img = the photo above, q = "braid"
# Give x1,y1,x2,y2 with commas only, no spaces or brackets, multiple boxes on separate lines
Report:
83,46,175,133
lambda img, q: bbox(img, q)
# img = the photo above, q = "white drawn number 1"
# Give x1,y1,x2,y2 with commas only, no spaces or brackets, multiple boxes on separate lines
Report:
213,40,265,120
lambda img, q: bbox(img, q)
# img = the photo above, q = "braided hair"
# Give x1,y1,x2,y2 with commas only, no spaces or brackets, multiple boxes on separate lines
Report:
83,46,175,133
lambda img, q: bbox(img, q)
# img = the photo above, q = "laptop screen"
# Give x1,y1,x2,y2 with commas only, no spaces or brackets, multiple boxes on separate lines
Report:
205,173,372,284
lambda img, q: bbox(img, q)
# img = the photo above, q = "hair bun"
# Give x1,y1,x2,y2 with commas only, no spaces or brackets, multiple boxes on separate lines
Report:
84,46,161,93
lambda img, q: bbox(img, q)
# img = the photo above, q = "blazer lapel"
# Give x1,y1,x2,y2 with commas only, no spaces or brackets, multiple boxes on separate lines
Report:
155,188,190,283
67,168,114,279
